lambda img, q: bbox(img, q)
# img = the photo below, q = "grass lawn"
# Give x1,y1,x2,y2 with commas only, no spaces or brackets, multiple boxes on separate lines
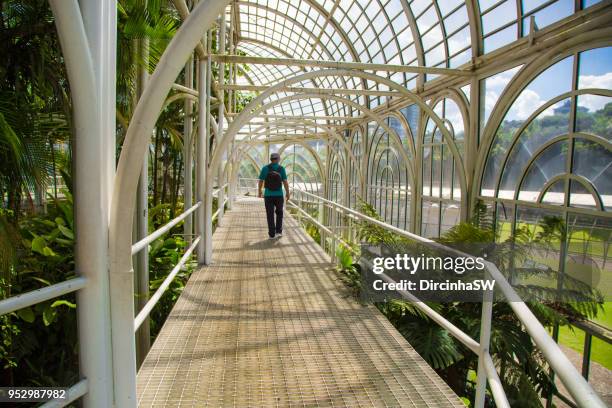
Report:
558,302,612,370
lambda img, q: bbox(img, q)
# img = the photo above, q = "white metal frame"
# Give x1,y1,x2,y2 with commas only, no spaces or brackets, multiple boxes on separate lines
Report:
6,1,604,406
286,186,605,408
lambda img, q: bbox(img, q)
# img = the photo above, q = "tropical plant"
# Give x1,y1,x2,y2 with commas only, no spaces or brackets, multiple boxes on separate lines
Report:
334,244,361,296
1,186,79,387
348,201,603,407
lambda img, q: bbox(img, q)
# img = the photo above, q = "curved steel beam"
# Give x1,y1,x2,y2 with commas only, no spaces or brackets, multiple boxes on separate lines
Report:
278,143,325,182
236,115,364,184
212,85,454,201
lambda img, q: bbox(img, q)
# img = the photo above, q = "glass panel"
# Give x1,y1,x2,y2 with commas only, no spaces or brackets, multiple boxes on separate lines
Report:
582,0,602,8
499,103,570,199
575,95,612,141
578,46,612,90
442,100,461,140
566,214,611,304
518,141,568,202
507,57,574,123
421,200,440,238
496,202,514,242
515,206,563,278
422,145,432,195
431,145,442,197
438,0,465,16
481,137,506,197
523,0,555,13
389,116,407,150
521,0,573,36
570,180,598,209
482,66,522,132
484,24,517,53
441,202,461,235
453,163,462,200
541,180,566,206
461,84,470,103
572,139,612,210
483,57,574,199
400,104,419,146
442,146,454,199
481,0,516,34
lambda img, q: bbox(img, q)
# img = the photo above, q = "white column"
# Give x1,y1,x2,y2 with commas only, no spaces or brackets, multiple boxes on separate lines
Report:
216,11,226,226
49,0,116,405
196,50,208,263
226,10,235,209
184,57,194,244
79,0,116,405
204,30,214,264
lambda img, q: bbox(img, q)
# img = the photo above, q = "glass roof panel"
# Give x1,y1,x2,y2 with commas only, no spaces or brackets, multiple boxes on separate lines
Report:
227,0,583,122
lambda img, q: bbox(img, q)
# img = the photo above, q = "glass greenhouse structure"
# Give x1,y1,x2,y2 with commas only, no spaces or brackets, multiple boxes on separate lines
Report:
0,0,610,407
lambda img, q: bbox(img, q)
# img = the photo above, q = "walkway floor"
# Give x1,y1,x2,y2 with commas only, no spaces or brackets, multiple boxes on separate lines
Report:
136,197,463,407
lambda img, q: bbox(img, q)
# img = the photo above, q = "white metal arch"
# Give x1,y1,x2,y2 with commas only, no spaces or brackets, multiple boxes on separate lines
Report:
229,92,416,188
210,69,461,194
232,118,364,185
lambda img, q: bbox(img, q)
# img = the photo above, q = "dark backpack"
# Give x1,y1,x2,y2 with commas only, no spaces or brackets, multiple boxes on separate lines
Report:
264,164,283,191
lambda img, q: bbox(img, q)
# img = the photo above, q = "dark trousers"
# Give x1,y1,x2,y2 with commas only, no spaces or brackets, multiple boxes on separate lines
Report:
264,196,284,237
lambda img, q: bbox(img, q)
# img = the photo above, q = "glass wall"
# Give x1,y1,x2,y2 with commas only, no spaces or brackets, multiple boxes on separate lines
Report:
421,98,465,237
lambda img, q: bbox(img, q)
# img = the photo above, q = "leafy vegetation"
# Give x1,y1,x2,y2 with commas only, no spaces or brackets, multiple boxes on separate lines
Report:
0,0,246,390
332,200,604,407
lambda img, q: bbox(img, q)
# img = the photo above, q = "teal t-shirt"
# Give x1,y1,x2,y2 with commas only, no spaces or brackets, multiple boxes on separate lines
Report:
259,163,287,197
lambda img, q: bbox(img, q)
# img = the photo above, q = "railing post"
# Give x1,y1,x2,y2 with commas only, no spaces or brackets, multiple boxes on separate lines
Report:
582,332,592,380
475,272,494,407
330,204,337,261
196,43,208,263
184,56,194,245
203,30,214,265
216,10,226,227
226,10,235,211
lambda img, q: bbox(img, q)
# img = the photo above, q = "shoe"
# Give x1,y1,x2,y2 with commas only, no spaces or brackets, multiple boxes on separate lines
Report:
268,235,275,240
275,233,283,238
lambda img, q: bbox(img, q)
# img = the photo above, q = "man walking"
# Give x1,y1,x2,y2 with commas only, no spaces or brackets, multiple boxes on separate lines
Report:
258,152,290,239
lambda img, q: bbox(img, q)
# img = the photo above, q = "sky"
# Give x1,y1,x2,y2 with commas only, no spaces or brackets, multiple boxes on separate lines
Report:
483,46,612,125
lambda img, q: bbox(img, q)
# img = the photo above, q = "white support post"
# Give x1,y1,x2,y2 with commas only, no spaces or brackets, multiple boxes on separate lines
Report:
184,57,194,245
135,37,150,368
78,0,116,405
49,0,115,405
204,30,214,264
226,9,234,210
474,278,494,407
216,10,226,226
196,47,208,263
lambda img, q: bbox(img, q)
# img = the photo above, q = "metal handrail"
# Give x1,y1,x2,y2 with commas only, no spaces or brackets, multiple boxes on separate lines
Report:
212,198,228,221
131,201,202,255
0,277,87,316
287,201,352,249
40,379,88,408
291,187,605,408
134,236,201,331
212,183,229,197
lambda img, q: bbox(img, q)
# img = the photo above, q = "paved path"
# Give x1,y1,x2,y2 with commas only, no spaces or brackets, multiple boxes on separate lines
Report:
136,197,463,407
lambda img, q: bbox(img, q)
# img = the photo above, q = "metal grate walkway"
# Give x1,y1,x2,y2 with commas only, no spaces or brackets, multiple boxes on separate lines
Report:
136,197,463,407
